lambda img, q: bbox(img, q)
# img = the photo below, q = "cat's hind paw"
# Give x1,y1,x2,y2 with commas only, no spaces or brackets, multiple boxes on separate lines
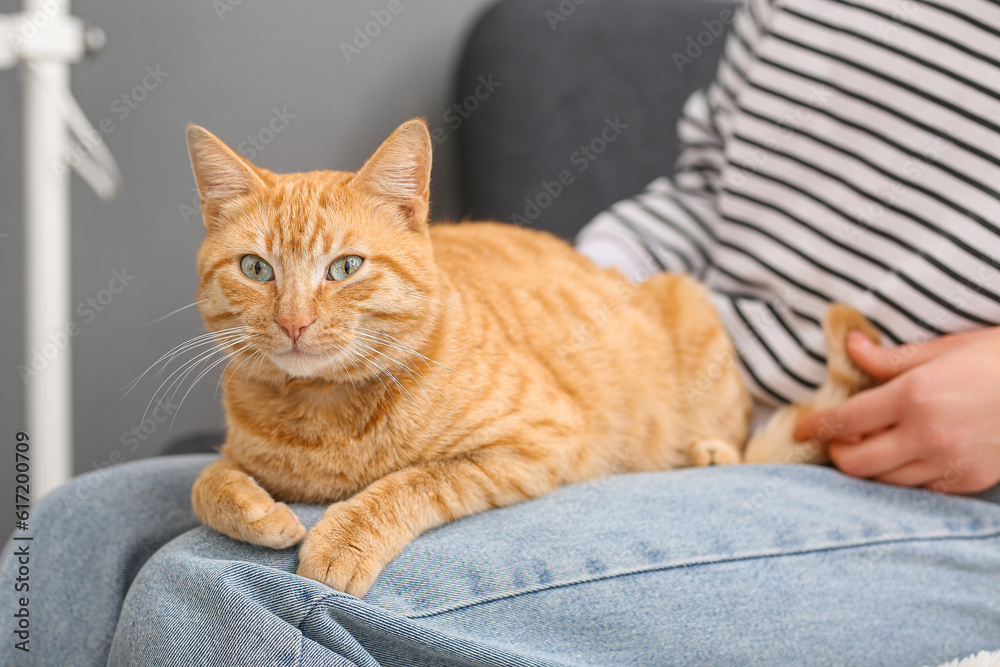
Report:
689,438,742,466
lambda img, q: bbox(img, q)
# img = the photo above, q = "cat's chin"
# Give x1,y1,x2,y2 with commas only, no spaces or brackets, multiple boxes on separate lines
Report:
269,351,332,379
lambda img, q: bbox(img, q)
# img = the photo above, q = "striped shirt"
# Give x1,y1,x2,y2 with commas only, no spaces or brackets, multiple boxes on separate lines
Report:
575,0,1000,408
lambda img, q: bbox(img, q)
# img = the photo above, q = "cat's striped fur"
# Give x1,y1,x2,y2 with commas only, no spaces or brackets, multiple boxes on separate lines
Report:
186,119,869,596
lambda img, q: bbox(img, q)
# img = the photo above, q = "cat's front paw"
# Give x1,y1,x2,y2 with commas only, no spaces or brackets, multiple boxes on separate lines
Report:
249,502,308,549
295,503,397,598
192,458,307,549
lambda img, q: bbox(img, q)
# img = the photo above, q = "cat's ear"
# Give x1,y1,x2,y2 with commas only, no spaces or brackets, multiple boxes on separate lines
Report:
351,119,432,231
186,124,266,229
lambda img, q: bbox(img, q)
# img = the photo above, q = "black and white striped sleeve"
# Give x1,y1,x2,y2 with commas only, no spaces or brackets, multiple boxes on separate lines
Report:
576,0,777,282
576,0,1000,407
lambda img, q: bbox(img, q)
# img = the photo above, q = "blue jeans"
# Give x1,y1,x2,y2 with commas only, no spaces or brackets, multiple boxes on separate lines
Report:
3,455,999,666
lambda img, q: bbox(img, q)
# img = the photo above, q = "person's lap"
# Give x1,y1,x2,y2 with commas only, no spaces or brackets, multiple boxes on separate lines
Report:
3,454,999,666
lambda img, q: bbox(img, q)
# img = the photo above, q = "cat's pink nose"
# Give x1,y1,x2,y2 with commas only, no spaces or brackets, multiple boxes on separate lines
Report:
276,314,314,343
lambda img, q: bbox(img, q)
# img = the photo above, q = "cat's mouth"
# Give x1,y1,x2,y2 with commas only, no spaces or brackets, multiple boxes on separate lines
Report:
268,343,356,379
269,345,329,377
273,337,320,356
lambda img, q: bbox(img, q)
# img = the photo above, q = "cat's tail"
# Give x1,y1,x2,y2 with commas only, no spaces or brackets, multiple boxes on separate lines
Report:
742,303,881,465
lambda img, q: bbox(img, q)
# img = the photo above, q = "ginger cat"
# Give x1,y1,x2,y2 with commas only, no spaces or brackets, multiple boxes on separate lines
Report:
186,119,875,597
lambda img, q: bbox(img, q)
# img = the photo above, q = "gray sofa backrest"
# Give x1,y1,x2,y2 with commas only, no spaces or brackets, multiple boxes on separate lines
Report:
454,0,739,239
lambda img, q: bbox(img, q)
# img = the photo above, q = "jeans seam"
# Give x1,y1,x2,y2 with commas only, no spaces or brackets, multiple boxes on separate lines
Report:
299,590,361,630
403,529,1000,619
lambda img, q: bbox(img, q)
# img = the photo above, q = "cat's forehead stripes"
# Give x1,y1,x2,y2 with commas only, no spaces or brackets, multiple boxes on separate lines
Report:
257,177,353,257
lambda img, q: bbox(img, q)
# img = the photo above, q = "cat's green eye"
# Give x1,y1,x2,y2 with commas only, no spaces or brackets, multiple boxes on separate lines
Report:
328,255,364,281
240,255,274,282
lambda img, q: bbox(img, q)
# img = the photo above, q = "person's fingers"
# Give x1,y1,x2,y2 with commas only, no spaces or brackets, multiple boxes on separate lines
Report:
828,429,916,479
925,464,999,495
795,381,901,442
851,335,968,380
873,460,942,488
847,330,989,381
868,454,995,494
844,332,897,381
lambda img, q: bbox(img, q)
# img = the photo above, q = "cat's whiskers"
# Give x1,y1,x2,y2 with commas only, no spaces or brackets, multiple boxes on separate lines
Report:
350,330,441,390
348,338,443,419
144,299,208,327
348,334,455,410
250,345,269,381
325,345,359,394
351,327,478,390
405,291,469,315
149,337,250,420
338,343,402,412
170,339,260,429
126,326,248,392
124,326,250,395
349,343,416,407
221,347,266,396
153,329,252,382
350,328,446,370
141,333,258,427
159,334,260,425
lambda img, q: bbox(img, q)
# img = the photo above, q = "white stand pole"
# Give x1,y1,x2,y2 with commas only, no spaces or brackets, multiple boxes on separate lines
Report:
2,2,115,500
24,0,73,501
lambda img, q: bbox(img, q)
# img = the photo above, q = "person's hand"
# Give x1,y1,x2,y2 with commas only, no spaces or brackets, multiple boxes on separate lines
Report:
794,327,1000,494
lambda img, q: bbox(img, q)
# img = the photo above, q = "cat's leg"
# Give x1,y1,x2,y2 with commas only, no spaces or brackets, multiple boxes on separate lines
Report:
191,456,306,548
296,447,567,597
743,303,881,464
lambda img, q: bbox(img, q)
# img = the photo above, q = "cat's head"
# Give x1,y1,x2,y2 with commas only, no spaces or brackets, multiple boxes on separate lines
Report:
186,119,442,384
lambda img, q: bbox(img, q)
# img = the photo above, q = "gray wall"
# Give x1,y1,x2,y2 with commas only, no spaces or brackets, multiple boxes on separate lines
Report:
0,0,503,541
